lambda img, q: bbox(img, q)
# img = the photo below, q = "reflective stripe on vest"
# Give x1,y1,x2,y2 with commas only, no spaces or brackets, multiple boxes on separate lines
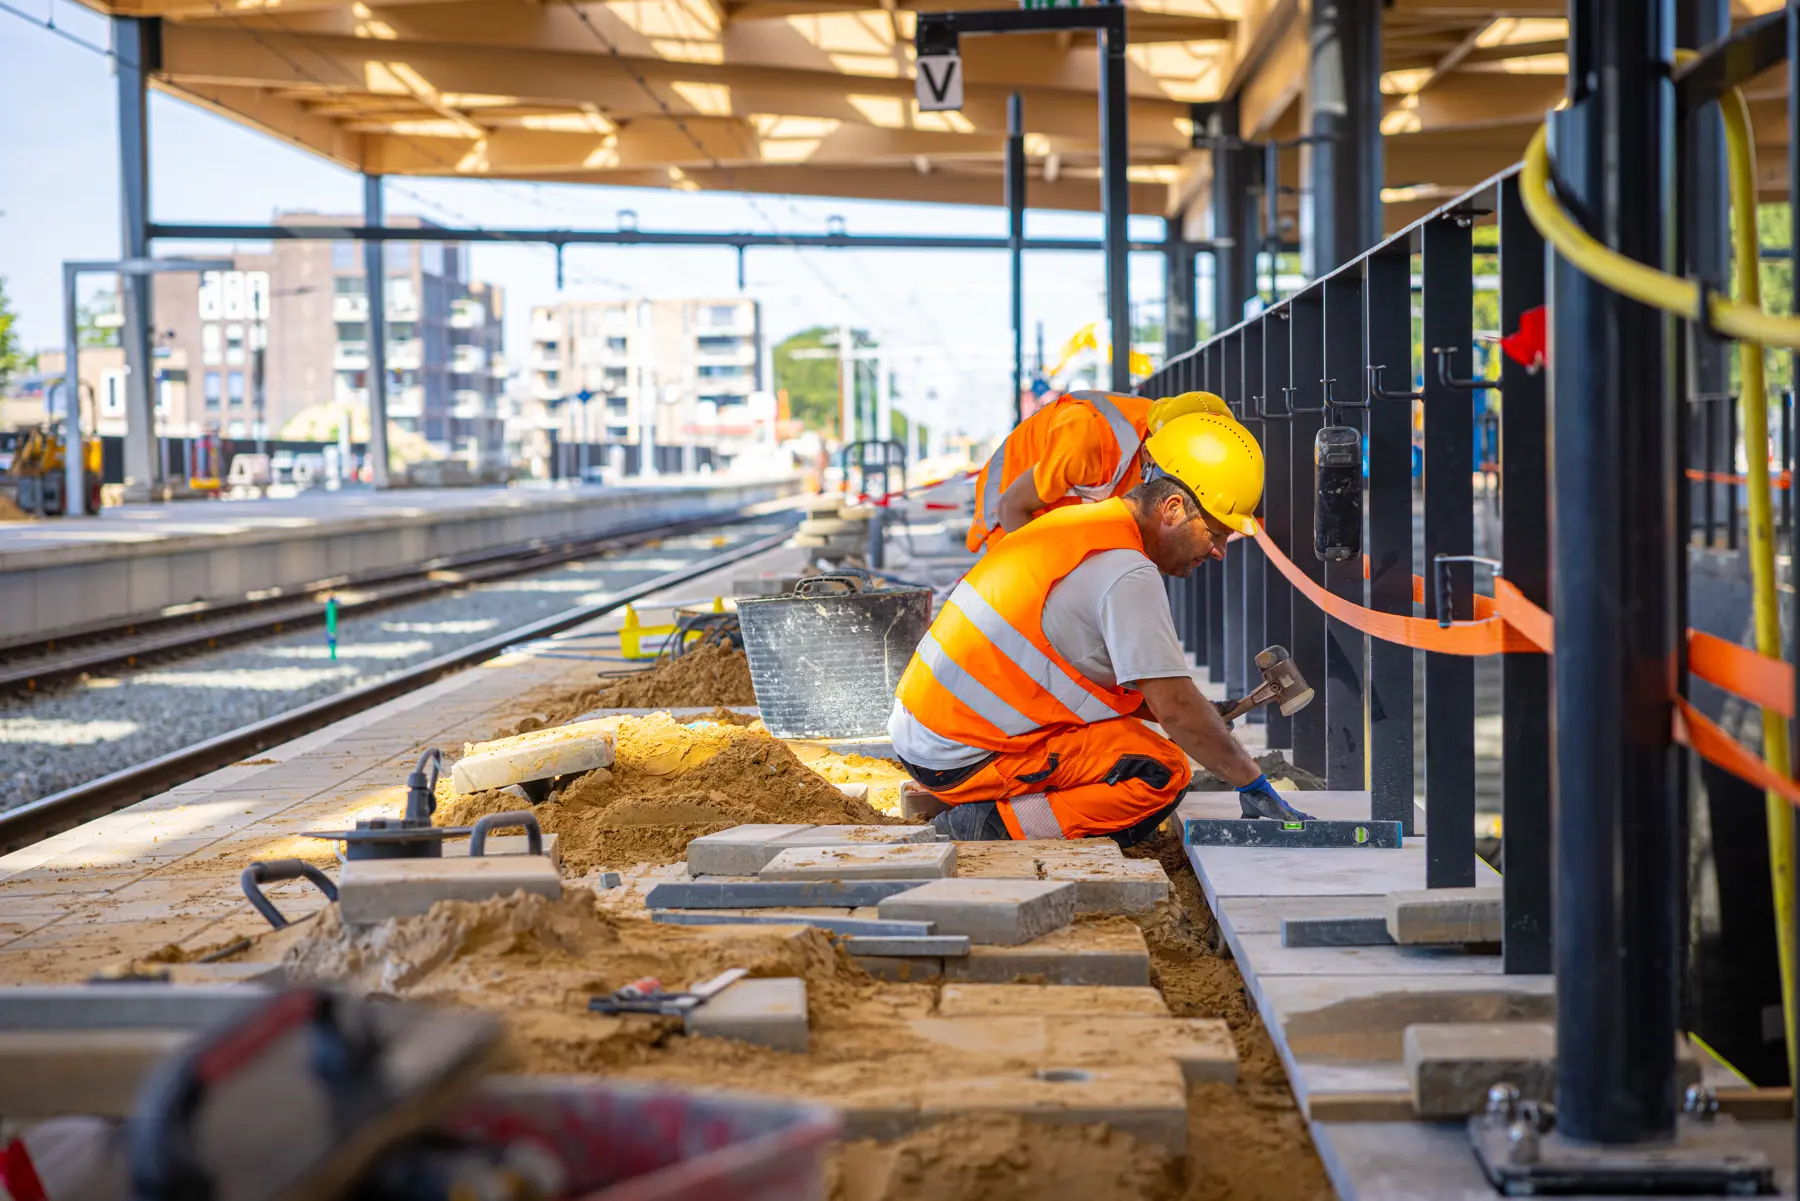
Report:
913,630,1039,737
1005,792,1065,839
979,392,1140,529
1062,392,1144,501
946,580,1122,725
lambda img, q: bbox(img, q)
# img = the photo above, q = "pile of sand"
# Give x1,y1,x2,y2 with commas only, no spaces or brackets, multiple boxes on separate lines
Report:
510,645,757,734
829,1116,1181,1201
802,750,912,816
437,713,906,871
0,492,36,522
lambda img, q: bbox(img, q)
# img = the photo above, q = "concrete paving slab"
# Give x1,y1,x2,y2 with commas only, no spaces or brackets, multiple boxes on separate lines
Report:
1282,916,1395,947
943,920,1151,986
0,1030,193,1117
449,719,616,793
1234,934,1505,978
445,831,563,868
937,984,1169,1018
1044,856,1170,915
686,977,808,1052
1210,895,1398,938
758,842,955,881
338,855,561,924
0,984,269,1029
1404,1023,1704,1119
852,955,944,983
877,878,1076,945
843,935,970,957
668,824,818,877
767,825,939,849
916,1064,1188,1152
1386,887,1503,945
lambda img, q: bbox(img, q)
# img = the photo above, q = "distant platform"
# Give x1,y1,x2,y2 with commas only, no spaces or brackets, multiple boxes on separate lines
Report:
0,476,799,642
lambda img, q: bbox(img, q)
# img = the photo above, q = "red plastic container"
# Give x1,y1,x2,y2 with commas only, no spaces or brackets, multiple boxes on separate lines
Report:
439,1077,842,1201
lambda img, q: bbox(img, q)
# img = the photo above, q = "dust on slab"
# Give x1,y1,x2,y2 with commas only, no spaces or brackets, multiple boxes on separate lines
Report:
436,713,909,872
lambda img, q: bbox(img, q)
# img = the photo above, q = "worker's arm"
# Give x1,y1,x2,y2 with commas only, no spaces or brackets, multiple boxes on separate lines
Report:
1134,675,1261,787
996,470,1045,532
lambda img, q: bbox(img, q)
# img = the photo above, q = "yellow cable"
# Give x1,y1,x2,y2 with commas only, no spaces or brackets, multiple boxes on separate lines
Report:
1521,58,1796,1088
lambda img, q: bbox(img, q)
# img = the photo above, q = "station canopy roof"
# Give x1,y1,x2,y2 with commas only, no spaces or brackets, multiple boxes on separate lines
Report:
89,0,1790,231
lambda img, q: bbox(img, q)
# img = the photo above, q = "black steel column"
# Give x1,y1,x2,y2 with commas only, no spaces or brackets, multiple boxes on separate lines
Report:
1322,273,1367,788
1242,322,1267,717
1365,248,1415,832
1007,92,1027,426
1302,0,1383,277
1289,289,1328,777
1099,4,1131,392
1262,311,1296,749
1550,0,1679,1144
1498,174,1552,975
1421,214,1476,888
1165,219,1198,360
114,16,161,499
363,173,392,489
1211,98,1257,335
1678,0,1732,550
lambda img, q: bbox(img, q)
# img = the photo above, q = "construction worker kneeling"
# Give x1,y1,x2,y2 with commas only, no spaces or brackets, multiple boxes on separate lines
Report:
891,411,1314,844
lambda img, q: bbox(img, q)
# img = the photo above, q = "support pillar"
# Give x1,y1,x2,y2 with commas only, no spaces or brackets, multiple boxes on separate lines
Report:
1098,3,1131,391
1209,99,1257,333
1006,92,1026,425
362,174,391,489
1678,0,1732,550
1550,0,1679,1145
1302,0,1383,277
1163,217,1197,360
114,16,160,501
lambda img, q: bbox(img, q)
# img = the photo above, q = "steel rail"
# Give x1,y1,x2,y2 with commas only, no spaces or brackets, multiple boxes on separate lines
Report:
0,505,774,692
0,521,797,853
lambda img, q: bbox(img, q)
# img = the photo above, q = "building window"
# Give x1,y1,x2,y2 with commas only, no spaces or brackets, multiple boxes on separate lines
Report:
698,364,746,379
607,336,628,353
201,324,222,366
334,275,366,296
332,242,358,270
204,372,222,410
222,273,246,320
197,272,223,320
696,335,740,353
225,324,245,365
420,242,444,276
336,322,367,343
384,242,413,271
709,305,736,326
389,276,418,316
227,372,245,407
247,272,271,320
390,322,416,344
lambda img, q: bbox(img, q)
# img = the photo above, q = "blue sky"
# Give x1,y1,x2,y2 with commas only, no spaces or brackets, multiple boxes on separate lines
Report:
0,0,1178,438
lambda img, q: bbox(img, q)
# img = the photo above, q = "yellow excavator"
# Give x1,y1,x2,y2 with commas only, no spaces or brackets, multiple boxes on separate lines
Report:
6,423,102,516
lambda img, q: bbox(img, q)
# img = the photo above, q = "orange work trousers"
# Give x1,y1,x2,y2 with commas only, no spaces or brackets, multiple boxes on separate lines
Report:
926,716,1193,840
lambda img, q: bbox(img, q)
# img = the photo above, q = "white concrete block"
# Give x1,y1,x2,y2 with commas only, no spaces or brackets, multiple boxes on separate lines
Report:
684,824,816,876
451,719,617,793
878,878,1076,945
338,855,561,924
1386,887,1503,945
685,977,808,1052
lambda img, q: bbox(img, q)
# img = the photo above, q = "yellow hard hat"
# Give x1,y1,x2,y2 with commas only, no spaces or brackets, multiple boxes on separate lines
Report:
1142,411,1264,536
1145,391,1230,433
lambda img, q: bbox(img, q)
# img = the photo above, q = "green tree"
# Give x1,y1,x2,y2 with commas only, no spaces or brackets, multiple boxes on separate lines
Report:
0,277,25,391
773,326,874,435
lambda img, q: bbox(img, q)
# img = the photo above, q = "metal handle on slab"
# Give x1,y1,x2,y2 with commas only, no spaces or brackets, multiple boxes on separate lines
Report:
468,811,543,857
240,859,339,930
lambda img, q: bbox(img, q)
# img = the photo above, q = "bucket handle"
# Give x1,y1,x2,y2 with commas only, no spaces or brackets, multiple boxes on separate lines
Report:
794,574,867,597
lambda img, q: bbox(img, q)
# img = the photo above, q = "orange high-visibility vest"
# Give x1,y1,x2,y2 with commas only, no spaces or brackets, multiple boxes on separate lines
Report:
966,391,1153,553
898,501,1149,831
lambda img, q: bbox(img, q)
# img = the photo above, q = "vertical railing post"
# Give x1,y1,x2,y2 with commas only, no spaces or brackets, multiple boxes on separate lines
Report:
1364,247,1416,833
1322,272,1368,790
1241,322,1268,717
1498,174,1552,974
1288,290,1328,778
1204,344,1227,682
1421,214,1477,888
1261,310,1296,750
1223,331,1248,702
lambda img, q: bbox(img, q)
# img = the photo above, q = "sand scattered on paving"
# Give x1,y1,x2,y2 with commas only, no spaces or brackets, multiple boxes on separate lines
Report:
506,645,757,733
829,1116,1181,1201
437,713,906,871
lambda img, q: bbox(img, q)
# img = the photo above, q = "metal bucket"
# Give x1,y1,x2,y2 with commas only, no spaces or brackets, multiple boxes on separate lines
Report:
736,574,932,739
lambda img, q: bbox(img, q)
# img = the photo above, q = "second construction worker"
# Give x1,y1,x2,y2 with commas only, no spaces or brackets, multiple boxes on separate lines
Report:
894,410,1312,844
965,389,1230,553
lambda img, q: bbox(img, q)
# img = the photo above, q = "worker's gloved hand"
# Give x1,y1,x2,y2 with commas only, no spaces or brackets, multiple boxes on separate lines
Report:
1236,774,1315,822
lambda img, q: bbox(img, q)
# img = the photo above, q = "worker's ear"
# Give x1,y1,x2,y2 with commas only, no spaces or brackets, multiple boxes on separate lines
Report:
1160,493,1189,528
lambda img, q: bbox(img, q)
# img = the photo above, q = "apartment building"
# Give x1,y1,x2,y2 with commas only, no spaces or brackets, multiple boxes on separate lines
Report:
31,216,508,464
528,297,765,463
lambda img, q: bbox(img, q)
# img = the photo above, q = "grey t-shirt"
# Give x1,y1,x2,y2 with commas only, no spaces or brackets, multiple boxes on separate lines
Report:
889,548,1191,768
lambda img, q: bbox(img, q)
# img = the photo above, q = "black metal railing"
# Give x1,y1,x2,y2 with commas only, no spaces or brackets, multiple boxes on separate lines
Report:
1142,165,1554,975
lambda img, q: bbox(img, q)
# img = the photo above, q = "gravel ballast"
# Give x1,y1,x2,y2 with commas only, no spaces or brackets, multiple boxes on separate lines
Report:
0,521,787,811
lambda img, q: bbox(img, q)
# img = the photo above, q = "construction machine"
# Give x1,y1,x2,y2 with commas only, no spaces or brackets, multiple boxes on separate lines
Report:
5,423,102,516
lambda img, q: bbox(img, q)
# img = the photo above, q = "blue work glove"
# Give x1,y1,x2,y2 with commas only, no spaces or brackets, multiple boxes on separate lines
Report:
1236,774,1316,822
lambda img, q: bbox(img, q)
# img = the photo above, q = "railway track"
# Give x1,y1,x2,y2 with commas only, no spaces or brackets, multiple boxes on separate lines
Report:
0,506,775,694
0,515,797,853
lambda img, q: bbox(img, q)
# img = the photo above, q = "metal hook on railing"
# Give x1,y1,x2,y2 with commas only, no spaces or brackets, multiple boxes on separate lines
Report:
1431,553,1503,628
1287,380,1328,413
1367,364,1424,402
1255,390,1292,421
1432,346,1503,392
1325,375,1370,412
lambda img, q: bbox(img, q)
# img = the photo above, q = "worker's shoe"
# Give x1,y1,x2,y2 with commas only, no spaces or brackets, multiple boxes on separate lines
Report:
1236,774,1315,822
929,800,1013,842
